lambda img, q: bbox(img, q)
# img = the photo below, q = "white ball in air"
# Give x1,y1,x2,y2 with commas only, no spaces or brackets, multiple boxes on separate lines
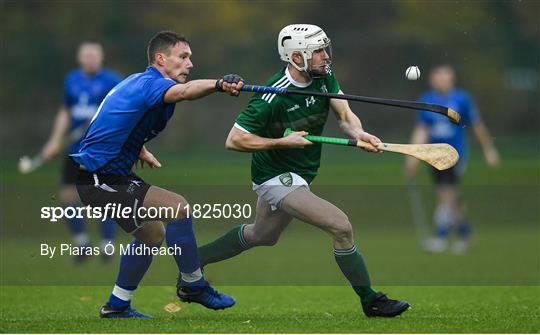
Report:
406,66,421,80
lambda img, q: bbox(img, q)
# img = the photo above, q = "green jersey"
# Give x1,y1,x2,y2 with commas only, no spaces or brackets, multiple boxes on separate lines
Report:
235,67,341,184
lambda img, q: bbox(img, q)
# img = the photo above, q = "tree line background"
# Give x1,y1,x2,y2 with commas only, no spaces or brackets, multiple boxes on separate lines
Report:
1,1,538,155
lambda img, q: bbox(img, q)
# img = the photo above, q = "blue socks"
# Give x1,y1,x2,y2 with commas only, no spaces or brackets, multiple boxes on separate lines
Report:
64,205,88,246
166,217,204,287
434,204,453,238
108,217,204,309
108,285,135,310
64,204,117,247
456,219,471,238
436,224,451,238
107,240,154,309
100,218,117,242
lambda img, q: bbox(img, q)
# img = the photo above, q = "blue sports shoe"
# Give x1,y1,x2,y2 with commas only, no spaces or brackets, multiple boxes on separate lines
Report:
99,303,152,318
177,281,235,310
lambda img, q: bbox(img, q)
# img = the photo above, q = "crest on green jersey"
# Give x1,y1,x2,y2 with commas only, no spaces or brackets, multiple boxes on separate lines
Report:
279,172,293,187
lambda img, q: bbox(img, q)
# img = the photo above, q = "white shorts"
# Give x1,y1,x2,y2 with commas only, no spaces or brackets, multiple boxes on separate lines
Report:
252,172,309,210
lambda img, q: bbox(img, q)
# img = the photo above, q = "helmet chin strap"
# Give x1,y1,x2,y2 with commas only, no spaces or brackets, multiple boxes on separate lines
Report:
289,53,310,73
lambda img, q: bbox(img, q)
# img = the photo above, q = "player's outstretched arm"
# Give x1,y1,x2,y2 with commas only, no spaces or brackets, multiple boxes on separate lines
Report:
472,121,500,167
225,126,312,152
164,74,244,103
40,106,70,161
330,92,381,153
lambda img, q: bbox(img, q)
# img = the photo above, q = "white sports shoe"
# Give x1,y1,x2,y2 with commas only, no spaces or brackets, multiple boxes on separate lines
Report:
423,237,448,253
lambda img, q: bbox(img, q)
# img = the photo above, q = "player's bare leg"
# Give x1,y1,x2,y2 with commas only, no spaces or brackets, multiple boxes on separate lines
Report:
198,197,292,265
436,185,471,254
133,220,165,245
59,184,79,204
197,184,409,317
280,187,354,249
280,187,410,317
242,197,293,246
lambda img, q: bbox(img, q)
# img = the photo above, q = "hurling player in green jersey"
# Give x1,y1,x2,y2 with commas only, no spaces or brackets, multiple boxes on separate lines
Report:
198,24,409,317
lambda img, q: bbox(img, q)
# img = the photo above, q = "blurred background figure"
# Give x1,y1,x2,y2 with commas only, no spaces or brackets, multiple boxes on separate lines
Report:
39,40,122,263
404,64,500,254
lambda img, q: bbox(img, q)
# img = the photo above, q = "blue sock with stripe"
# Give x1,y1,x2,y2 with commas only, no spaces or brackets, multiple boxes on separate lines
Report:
166,216,204,287
108,240,154,309
100,218,117,242
64,204,89,247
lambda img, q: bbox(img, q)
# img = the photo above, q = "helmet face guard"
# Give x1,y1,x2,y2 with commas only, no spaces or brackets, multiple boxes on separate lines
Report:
305,42,332,78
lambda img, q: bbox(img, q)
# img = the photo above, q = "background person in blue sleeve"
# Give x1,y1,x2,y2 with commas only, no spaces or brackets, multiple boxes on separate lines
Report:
71,31,244,318
40,40,121,263
404,64,500,254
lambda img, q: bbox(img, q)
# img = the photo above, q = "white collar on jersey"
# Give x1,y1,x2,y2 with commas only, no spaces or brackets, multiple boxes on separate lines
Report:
285,66,312,88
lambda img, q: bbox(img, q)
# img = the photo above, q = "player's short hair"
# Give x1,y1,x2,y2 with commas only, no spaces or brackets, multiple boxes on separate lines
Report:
431,64,455,74
78,39,103,52
147,31,190,65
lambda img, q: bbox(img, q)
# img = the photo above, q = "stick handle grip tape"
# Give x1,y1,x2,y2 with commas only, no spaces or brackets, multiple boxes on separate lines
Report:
241,85,288,94
283,128,357,146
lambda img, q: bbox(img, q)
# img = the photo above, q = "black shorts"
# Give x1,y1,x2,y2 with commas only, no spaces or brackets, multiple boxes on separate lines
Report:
431,166,462,185
61,156,80,185
76,169,151,234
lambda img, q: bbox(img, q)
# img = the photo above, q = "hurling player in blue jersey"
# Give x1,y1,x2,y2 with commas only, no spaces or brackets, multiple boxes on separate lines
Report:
404,65,499,254
71,31,244,318
40,41,121,263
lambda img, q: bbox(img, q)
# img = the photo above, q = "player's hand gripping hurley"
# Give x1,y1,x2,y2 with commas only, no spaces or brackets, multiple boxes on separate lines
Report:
242,85,461,124
283,128,459,170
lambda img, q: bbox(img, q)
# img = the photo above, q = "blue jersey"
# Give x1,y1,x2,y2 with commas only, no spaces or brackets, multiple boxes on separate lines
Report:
417,88,480,164
64,68,122,154
71,66,177,175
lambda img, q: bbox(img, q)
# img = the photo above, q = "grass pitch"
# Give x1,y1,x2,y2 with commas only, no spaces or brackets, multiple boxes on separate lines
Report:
1,286,539,333
1,139,539,333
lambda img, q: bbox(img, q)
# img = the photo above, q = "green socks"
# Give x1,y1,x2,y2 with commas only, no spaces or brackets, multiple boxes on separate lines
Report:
334,245,377,303
198,224,250,266
199,227,376,304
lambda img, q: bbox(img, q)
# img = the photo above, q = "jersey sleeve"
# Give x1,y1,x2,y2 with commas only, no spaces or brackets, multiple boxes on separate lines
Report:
143,77,177,109
325,70,341,93
416,111,433,126
235,95,272,135
416,94,433,126
460,91,480,126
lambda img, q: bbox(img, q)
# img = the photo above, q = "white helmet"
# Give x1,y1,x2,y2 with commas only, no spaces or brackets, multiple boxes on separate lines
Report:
278,24,332,76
